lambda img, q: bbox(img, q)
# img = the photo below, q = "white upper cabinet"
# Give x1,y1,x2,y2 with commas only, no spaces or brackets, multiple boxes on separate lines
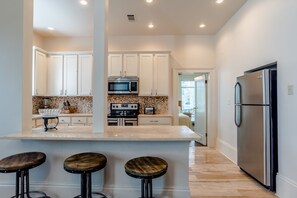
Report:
154,54,169,96
139,54,154,96
139,53,169,96
33,50,47,96
108,53,138,77
123,54,138,77
47,55,63,96
78,54,93,95
64,55,78,96
108,54,122,77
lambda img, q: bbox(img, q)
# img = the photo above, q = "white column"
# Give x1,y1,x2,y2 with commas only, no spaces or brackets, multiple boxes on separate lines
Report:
92,0,109,132
0,0,33,134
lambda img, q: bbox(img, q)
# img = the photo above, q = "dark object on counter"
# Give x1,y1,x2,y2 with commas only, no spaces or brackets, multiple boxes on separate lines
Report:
125,156,168,198
144,107,155,114
0,152,50,198
64,152,108,198
42,116,59,132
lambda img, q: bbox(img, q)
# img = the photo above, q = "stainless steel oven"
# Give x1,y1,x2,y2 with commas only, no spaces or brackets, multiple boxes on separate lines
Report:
107,118,138,126
107,103,139,126
108,77,138,95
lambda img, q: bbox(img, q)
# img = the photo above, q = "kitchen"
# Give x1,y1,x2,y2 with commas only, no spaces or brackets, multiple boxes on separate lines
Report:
1,0,297,198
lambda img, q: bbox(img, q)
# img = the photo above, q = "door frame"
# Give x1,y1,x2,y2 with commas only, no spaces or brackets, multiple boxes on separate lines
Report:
172,68,217,148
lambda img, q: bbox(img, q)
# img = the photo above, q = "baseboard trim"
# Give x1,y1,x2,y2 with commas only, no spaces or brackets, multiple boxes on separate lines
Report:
0,183,190,198
276,173,297,198
216,138,237,164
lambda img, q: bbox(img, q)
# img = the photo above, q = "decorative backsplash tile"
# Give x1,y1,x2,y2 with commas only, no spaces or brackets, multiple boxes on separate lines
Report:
107,95,168,114
33,96,168,114
32,96,93,114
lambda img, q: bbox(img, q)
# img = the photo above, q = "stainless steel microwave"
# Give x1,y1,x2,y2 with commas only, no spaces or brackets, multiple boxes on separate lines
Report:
108,76,138,95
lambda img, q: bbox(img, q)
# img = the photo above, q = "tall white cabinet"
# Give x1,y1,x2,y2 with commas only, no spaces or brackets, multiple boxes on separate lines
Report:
63,55,78,96
33,50,47,96
139,53,169,96
78,54,93,95
47,55,63,96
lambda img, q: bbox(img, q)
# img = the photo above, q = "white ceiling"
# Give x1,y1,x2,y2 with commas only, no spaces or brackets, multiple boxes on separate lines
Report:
34,0,247,38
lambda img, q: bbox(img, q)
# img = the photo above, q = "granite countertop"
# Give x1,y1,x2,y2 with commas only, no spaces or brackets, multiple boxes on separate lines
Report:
2,126,200,141
32,113,93,119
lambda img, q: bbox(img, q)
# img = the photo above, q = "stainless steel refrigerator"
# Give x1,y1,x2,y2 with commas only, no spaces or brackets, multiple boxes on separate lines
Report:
235,66,278,191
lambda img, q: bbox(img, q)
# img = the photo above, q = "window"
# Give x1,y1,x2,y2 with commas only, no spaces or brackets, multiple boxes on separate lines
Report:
180,81,195,120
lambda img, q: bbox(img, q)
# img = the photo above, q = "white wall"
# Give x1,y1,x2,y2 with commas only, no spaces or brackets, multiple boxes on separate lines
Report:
33,31,45,49
44,37,93,52
216,0,297,197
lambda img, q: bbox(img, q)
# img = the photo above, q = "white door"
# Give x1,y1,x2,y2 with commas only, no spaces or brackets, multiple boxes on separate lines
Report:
139,54,154,96
154,54,169,96
34,51,47,96
194,74,207,145
108,54,123,76
47,55,63,96
123,54,138,77
64,55,78,96
78,54,93,95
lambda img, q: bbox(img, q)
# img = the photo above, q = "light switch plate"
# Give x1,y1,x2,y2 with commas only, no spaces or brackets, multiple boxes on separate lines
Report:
288,85,294,95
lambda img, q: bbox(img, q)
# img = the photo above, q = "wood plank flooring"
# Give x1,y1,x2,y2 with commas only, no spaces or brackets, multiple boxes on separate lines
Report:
189,142,278,198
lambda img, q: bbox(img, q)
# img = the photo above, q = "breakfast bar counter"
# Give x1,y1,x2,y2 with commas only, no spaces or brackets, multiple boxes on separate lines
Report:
0,126,200,198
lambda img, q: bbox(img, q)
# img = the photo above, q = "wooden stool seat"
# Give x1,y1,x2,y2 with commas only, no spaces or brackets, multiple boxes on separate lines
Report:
0,152,49,198
125,156,168,179
0,152,46,173
64,152,107,198
125,156,168,198
64,152,107,174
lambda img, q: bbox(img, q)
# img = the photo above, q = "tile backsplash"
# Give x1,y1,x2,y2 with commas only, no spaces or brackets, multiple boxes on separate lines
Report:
33,95,168,114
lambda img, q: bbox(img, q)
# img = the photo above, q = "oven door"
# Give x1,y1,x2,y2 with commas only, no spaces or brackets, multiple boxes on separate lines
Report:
107,118,120,126
123,118,138,126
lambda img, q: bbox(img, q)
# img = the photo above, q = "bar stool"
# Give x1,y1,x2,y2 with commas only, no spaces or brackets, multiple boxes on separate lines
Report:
64,152,108,198
125,156,168,198
0,152,50,198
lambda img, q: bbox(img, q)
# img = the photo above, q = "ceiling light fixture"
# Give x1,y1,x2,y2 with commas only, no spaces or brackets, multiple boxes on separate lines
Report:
148,23,154,29
216,0,224,4
146,0,154,3
199,24,206,28
47,27,55,31
80,0,88,6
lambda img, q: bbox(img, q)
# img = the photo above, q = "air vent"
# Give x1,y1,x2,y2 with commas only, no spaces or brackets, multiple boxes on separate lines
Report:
127,14,135,21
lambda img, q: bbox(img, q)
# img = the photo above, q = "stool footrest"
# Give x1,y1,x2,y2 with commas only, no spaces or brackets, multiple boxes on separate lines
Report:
74,191,108,198
11,190,50,198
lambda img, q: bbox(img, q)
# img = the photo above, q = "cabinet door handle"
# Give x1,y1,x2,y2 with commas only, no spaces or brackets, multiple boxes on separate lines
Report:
36,89,38,95
120,71,122,76
60,90,63,95
89,89,92,95
65,90,67,95
151,89,153,96
156,89,158,96
124,71,127,76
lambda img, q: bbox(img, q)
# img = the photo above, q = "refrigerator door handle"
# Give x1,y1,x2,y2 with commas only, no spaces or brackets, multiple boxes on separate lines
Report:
234,82,242,127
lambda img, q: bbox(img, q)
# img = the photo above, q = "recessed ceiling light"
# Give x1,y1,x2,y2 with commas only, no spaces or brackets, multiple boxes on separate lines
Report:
80,0,88,6
146,0,154,3
216,0,224,4
148,23,154,29
47,27,55,31
199,24,206,28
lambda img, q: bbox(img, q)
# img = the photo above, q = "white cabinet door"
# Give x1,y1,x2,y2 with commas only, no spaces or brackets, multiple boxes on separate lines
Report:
139,54,154,96
123,54,138,77
33,51,47,96
47,55,63,96
78,54,93,95
64,55,78,96
108,54,122,76
154,54,169,96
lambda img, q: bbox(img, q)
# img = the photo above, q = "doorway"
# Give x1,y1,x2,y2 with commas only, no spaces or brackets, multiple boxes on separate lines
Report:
173,69,217,148
178,73,208,145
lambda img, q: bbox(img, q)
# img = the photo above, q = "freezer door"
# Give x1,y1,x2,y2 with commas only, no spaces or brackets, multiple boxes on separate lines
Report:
237,70,270,105
237,105,270,186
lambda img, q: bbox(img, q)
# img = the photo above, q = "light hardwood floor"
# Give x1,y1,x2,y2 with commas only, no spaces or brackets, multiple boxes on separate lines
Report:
189,142,278,198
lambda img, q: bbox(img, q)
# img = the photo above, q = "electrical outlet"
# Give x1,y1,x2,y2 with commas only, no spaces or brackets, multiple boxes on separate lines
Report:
288,85,294,95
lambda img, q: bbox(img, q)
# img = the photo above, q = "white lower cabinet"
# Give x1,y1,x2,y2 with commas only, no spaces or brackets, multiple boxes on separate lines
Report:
72,117,87,126
138,115,172,126
59,117,71,126
32,115,93,128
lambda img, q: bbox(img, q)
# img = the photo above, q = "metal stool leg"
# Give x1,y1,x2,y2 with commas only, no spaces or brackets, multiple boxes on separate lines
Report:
86,173,91,198
140,179,145,198
81,173,87,198
148,179,153,198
